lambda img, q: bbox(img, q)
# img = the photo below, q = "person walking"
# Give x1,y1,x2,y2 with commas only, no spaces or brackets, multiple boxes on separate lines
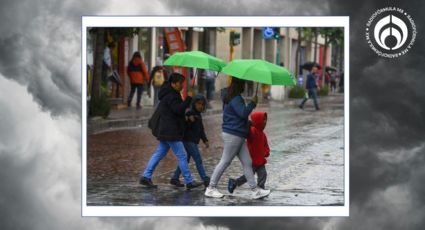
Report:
102,42,114,84
299,65,320,110
204,77,271,199
139,73,201,190
330,71,337,94
338,71,344,93
204,70,216,101
170,94,210,188
228,111,270,193
149,65,166,107
127,52,149,109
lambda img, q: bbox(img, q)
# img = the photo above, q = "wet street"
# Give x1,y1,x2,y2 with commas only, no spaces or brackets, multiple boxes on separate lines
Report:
87,94,345,206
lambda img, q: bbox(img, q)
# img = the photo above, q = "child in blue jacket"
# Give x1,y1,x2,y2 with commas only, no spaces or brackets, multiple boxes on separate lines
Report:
170,94,210,188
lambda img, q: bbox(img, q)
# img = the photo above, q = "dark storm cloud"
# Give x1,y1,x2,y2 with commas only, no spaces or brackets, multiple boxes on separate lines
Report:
0,0,101,116
162,0,329,15
0,76,94,229
321,0,425,229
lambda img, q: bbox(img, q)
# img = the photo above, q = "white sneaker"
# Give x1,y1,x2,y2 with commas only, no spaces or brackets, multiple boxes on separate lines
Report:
205,187,224,198
251,187,270,199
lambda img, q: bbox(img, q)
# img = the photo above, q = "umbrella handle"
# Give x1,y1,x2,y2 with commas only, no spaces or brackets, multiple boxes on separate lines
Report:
192,68,197,87
255,82,259,96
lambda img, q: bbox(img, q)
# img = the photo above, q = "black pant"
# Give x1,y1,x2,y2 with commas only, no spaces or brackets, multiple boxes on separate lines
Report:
128,83,143,106
236,164,267,189
331,81,337,92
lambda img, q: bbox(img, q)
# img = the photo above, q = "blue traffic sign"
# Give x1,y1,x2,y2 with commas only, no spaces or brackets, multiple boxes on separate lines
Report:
263,27,275,39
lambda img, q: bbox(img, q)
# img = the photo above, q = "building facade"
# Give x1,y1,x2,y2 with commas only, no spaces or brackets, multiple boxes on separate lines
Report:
87,27,336,109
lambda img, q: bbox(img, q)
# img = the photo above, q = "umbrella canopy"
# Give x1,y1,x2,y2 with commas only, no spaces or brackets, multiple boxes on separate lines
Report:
221,59,295,86
164,50,226,72
301,62,321,71
325,66,338,72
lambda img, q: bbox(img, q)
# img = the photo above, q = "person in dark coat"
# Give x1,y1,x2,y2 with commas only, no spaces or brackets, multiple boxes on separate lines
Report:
170,94,211,188
299,65,320,110
139,73,201,190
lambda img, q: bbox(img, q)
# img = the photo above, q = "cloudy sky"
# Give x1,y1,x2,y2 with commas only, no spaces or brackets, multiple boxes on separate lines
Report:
0,0,424,229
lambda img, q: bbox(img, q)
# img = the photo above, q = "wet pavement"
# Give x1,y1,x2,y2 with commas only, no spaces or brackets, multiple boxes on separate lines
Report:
87,94,345,206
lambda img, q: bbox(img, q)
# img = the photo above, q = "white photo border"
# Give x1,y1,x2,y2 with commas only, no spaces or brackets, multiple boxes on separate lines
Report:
82,16,350,217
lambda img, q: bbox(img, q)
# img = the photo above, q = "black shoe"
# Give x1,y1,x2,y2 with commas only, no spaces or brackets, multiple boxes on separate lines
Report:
136,104,142,110
228,178,237,194
298,105,304,110
139,177,158,188
186,181,203,190
316,107,320,111
203,177,211,188
127,101,131,107
170,178,184,188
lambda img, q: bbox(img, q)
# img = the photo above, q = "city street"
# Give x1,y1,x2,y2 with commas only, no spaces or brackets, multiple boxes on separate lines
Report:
87,94,345,206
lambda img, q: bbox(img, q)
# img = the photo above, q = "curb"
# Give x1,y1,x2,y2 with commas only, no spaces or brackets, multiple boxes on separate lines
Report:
88,108,224,135
88,94,343,134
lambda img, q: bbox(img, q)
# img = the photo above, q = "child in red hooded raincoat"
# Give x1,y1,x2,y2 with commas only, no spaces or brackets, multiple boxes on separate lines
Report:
227,111,270,193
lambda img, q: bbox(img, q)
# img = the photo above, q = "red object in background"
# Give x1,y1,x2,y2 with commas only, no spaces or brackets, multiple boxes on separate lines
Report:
318,45,329,86
319,45,325,67
164,28,188,99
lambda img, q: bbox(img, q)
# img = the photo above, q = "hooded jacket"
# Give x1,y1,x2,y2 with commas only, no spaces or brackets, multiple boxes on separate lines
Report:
247,111,270,167
127,57,149,84
157,82,192,141
183,94,208,144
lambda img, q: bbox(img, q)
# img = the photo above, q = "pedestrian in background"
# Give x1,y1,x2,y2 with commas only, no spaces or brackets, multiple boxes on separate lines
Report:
228,111,270,193
330,71,337,93
102,42,114,84
140,73,201,190
170,94,210,189
204,70,216,101
205,77,270,199
299,65,320,111
338,71,344,93
127,51,149,109
149,64,165,107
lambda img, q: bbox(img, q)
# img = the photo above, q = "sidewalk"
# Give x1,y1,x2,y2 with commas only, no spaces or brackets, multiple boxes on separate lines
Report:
87,93,343,134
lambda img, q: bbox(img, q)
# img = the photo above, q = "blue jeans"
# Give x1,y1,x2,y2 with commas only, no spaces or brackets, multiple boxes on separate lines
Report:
142,141,193,184
300,88,319,109
171,142,208,181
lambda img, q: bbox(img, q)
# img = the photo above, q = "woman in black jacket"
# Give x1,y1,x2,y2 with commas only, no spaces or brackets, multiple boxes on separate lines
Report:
140,73,200,190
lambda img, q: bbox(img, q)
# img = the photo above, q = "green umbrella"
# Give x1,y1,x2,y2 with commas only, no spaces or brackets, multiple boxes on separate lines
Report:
164,50,226,72
221,59,296,86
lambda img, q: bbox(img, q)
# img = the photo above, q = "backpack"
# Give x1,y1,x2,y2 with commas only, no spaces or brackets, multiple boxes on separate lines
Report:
153,70,165,87
148,106,161,137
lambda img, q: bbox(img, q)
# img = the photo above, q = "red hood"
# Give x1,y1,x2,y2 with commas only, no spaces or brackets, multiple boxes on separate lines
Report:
250,112,267,131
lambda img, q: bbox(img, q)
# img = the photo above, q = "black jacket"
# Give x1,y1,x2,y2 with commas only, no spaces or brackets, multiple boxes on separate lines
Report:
157,83,192,141
183,95,208,144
